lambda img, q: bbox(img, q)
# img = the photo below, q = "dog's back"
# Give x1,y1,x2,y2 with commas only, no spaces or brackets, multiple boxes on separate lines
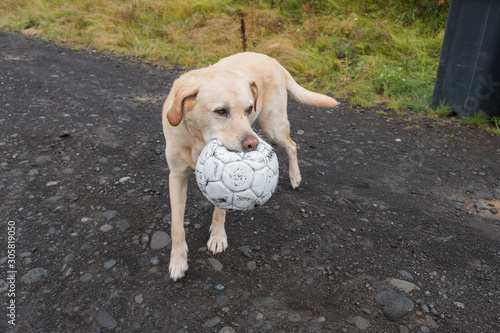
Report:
213,52,339,108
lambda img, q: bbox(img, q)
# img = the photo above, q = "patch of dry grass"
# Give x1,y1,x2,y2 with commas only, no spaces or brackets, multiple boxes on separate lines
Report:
0,0,449,112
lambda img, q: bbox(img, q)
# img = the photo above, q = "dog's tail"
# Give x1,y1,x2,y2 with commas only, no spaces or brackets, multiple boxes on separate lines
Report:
284,68,340,108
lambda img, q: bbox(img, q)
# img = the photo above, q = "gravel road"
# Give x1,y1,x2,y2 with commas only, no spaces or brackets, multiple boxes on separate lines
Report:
1,32,499,332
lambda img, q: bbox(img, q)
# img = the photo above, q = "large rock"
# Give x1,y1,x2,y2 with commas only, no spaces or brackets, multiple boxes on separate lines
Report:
375,291,414,321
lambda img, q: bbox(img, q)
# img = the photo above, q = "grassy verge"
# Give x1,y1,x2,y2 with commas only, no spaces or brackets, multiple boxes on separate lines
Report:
4,0,498,134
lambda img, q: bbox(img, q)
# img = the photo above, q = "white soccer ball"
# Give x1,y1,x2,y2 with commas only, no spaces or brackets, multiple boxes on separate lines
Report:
195,138,279,210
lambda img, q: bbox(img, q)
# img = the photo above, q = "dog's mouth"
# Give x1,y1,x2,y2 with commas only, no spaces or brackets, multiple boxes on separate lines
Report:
207,136,258,153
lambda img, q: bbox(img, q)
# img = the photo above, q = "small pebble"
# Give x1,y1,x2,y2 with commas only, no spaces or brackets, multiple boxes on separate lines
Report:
246,261,257,271
95,309,118,330
21,268,48,284
100,224,113,232
310,316,326,324
101,210,118,220
119,176,131,184
134,294,143,304
348,316,370,330
208,258,223,271
116,219,131,232
103,259,116,270
375,290,414,321
238,245,252,258
150,231,171,250
80,273,93,283
204,317,221,327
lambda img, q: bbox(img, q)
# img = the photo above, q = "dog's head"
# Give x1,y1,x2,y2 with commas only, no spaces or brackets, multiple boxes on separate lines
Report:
165,67,259,152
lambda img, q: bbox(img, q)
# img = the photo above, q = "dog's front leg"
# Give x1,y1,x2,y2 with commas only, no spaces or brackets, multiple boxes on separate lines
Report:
207,207,228,254
168,170,190,281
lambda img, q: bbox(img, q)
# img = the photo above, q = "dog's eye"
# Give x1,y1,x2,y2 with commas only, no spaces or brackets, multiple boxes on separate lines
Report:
214,108,228,116
246,105,253,114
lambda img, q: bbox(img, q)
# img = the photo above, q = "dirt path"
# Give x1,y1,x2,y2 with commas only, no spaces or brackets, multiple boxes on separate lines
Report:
1,32,499,332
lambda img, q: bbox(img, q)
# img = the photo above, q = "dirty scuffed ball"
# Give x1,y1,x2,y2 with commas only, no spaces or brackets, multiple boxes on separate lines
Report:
195,138,279,210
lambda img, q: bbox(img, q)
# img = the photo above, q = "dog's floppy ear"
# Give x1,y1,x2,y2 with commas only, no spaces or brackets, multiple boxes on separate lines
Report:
250,81,258,113
166,74,199,126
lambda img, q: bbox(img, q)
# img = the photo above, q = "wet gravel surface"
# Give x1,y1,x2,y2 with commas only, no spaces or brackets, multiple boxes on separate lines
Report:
0,32,499,332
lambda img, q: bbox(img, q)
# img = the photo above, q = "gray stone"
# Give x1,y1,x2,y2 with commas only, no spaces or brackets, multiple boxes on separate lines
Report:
35,155,51,165
288,313,301,322
477,191,493,200
150,231,171,250
21,268,48,284
208,258,223,271
399,325,410,333
98,157,109,164
10,169,22,177
119,176,131,184
62,168,74,174
398,270,414,280
260,297,276,310
92,127,120,149
375,291,414,321
101,210,118,220
348,316,371,330
261,321,272,330
388,278,420,293
238,245,253,258
216,295,229,307
426,315,439,329
246,261,257,271
204,316,221,327
218,327,236,333
0,279,9,293
96,309,118,329
103,259,117,269
100,224,113,232
361,308,371,315
134,294,143,304
475,200,489,210
59,129,71,137
116,219,131,232
80,272,93,283
310,316,326,324
63,253,75,263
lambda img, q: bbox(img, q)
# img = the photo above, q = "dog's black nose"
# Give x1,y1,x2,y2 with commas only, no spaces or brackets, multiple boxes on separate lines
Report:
242,135,259,151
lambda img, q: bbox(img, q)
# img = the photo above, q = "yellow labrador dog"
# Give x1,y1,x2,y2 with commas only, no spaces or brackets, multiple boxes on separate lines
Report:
162,52,339,280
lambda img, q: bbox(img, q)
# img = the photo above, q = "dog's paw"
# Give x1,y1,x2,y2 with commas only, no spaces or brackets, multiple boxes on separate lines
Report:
290,175,301,189
207,235,228,254
169,245,188,281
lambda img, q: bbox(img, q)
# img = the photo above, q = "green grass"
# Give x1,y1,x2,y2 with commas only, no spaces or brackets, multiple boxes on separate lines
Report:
486,116,500,135
0,0,459,117
432,101,453,117
457,111,500,136
459,110,489,127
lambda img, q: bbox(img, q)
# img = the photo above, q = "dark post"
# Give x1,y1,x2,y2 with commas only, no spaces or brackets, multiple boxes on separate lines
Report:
431,0,500,117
